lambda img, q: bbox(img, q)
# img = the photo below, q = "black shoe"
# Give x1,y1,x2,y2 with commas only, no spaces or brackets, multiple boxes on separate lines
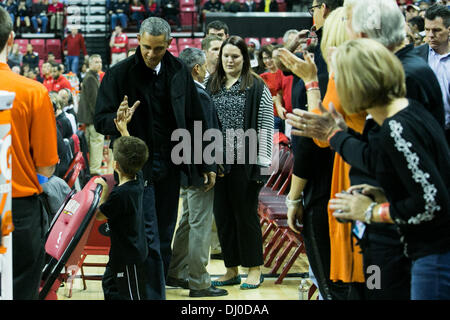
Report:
210,252,224,260
166,276,189,289
189,286,229,297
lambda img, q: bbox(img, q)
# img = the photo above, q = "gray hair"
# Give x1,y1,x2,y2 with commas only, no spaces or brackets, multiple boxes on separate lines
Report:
352,0,406,49
139,17,172,41
282,29,299,44
178,47,206,71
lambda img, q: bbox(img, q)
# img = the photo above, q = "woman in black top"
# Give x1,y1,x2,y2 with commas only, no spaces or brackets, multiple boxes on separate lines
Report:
322,39,450,300
206,36,274,289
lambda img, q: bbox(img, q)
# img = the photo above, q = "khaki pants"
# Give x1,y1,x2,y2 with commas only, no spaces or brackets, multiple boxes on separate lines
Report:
85,124,104,175
111,52,127,66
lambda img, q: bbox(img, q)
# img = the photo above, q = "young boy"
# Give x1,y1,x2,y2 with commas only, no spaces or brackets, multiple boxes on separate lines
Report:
95,110,149,300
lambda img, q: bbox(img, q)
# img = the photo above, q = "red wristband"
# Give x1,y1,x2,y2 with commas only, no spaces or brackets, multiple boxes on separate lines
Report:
378,203,390,223
305,81,319,91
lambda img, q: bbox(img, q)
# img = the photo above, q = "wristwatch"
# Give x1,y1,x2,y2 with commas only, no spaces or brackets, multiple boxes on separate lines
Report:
364,202,377,224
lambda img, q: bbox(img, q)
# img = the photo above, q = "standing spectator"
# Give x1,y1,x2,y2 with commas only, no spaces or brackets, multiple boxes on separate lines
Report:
16,0,31,33
110,25,128,66
22,43,39,69
129,0,146,29
30,0,48,33
241,0,260,12
415,4,450,144
161,0,181,31
7,42,22,67
48,0,64,33
49,62,71,91
201,34,223,82
167,47,227,298
62,27,88,74
0,7,58,299
205,20,229,40
78,54,105,176
207,36,273,290
109,0,128,30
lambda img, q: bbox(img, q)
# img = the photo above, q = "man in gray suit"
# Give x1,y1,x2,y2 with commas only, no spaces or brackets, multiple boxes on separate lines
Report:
77,54,104,175
166,47,227,298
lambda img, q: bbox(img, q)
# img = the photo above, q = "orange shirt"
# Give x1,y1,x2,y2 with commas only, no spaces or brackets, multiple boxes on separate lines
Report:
0,63,59,198
312,75,367,283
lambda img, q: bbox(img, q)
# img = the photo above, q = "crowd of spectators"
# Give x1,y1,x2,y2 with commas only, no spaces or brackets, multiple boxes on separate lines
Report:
0,0,65,34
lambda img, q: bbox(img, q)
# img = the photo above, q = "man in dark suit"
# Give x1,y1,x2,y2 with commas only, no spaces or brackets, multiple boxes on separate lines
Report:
166,47,227,298
94,17,215,300
415,4,450,144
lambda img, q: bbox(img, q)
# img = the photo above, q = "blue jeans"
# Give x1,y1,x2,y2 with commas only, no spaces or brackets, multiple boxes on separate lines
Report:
110,13,127,29
31,15,48,32
411,250,450,300
66,55,79,74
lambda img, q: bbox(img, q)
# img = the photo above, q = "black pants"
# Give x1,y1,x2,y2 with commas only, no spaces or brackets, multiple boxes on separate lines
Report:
360,224,411,300
214,165,264,268
12,195,48,300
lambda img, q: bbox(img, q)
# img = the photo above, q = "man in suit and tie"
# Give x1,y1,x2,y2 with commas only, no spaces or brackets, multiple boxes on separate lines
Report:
415,4,450,144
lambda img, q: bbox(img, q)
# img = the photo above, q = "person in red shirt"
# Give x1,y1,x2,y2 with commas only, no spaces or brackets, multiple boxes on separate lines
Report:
41,61,53,91
129,0,146,29
49,63,72,92
48,0,64,33
62,27,89,74
109,25,128,66
259,44,285,132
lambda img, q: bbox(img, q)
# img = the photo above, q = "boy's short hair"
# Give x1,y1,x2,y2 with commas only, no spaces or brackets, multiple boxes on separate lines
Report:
113,136,149,177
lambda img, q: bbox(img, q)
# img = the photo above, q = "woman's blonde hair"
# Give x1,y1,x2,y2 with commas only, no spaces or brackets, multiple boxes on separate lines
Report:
331,38,406,114
320,7,349,67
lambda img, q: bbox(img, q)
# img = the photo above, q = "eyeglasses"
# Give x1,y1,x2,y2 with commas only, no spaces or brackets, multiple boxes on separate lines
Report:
308,4,321,16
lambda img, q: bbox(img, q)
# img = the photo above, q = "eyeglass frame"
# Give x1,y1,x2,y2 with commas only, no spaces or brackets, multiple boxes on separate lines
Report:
308,4,322,16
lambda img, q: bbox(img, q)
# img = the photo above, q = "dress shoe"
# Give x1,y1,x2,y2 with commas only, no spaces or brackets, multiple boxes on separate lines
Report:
240,274,264,290
166,276,189,289
189,286,229,297
211,275,241,287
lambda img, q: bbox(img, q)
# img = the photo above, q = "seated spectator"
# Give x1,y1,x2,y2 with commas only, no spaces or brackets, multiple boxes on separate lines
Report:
129,0,146,29
261,0,278,12
79,61,88,81
147,0,160,17
50,91,74,139
408,16,425,33
241,0,260,12
202,0,224,15
7,43,23,68
161,0,181,30
49,63,72,92
11,65,21,74
223,0,241,13
5,0,17,24
109,0,128,30
405,3,420,21
22,43,39,69
20,63,30,76
16,0,31,33
41,61,53,90
48,0,64,33
30,0,48,33
46,51,56,64
34,66,43,82
110,25,128,66
58,88,77,133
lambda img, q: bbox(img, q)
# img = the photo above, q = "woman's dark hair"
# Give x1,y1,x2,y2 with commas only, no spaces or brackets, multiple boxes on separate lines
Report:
208,35,260,94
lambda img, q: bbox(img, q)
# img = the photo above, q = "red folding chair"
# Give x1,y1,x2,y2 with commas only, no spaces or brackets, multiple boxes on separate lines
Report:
39,177,104,300
30,39,46,60
46,39,61,59
14,39,29,54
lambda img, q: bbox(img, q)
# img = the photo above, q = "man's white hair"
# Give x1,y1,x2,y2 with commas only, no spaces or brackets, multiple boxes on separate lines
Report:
351,0,406,49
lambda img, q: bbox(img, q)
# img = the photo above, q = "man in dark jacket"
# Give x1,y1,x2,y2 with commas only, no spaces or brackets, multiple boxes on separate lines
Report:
78,54,104,175
94,17,214,300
